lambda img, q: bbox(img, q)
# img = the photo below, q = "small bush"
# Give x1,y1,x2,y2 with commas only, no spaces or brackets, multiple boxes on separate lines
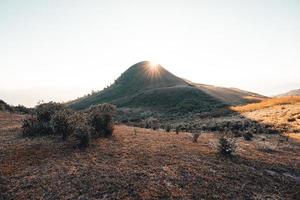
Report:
22,116,39,137
87,104,116,137
165,125,171,132
51,109,74,140
243,132,253,141
22,102,66,137
218,136,236,156
36,102,65,123
287,117,296,122
74,128,90,148
192,133,201,143
175,126,180,134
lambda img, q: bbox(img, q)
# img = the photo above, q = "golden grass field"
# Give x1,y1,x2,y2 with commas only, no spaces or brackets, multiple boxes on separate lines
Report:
0,111,300,199
231,96,300,113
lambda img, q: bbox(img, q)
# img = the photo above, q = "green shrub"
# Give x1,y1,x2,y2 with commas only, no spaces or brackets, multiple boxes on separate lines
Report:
22,102,68,137
22,116,39,137
87,104,116,137
74,125,90,148
36,102,65,123
218,136,236,156
175,126,180,134
165,125,171,132
51,109,74,140
243,132,253,141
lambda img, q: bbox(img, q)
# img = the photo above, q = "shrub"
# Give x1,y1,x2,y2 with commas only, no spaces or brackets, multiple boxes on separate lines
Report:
14,105,32,114
243,132,253,141
36,102,65,123
74,127,90,148
192,133,201,143
22,116,39,137
218,136,236,156
175,126,180,134
165,125,171,132
143,117,159,130
87,104,116,137
51,109,74,140
22,102,68,137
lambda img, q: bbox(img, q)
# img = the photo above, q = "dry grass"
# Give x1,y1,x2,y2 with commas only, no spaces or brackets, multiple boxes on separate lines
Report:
1,112,300,199
231,96,300,113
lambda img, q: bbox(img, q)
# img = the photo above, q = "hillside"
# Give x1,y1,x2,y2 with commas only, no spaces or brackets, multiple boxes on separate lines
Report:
0,99,14,112
278,89,300,97
69,61,265,114
1,112,300,199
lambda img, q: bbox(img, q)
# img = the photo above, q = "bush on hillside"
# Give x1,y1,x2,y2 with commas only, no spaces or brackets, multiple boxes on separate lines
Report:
35,102,65,123
22,116,40,137
87,104,116,137
243,132,253,141
175,126,180,134
22,102,66,137
165,124,171,132
218,136,236,156
192,133,201,143
22,102,117,148
51,109,75,140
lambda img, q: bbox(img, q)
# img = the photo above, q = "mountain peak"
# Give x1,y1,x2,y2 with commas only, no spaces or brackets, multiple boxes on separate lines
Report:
69,62,265,111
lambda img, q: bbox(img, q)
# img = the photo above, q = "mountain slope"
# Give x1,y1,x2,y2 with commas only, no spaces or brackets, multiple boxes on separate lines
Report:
69,61,265,113
277,89,300,97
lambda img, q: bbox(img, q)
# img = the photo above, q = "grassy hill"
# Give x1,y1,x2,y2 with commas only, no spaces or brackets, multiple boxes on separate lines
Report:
69,61,265,115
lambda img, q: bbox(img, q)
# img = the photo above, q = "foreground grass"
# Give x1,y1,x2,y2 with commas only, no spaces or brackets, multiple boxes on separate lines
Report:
0,113,300,199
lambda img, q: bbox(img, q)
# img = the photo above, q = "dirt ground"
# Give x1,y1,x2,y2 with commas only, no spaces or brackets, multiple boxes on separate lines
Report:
0,112,300,200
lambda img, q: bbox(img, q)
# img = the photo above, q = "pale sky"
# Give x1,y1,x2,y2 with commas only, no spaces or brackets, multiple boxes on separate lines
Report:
0,0,300,107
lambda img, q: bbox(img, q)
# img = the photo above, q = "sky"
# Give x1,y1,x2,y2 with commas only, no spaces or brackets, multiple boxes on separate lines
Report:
0,0,300,107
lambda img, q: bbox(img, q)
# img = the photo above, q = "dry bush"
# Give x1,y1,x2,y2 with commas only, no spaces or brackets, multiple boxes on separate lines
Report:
22,102,117,148
231,96,300,113
192,133,201,143
51,109,74,141
218,136,236,156
22,102,67,137
243,132,253,141
143,117,159,130
87,104,116,137
165,125,171,132
36,102,65,123
175,126,180,134
22,116,40,137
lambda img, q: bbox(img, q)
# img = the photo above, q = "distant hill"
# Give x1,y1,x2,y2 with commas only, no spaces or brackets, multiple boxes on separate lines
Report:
69,61,265,114
0,99,14,112
0,99,31,114
277,89,300,97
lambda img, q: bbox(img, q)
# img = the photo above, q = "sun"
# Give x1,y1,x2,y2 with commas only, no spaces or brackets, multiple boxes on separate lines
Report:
148,61,158,70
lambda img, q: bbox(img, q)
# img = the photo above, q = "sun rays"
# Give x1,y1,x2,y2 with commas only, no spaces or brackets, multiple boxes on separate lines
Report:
144,61,162,80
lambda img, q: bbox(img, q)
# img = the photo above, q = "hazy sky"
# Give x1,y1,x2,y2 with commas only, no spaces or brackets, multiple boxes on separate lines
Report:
1,0,300,107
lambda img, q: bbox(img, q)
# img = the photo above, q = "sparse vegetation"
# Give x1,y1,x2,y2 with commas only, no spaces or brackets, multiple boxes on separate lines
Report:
218,136,236,156
21,102,116,147
87,104,116,137
243,132,253,141
231,96,300,113
192,133,201,143
51,109,74,140
165,124,171,132
175,126,180,134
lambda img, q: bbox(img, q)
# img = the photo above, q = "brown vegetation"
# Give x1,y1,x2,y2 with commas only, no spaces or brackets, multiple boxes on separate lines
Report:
1,112,299,199
231,96,300,113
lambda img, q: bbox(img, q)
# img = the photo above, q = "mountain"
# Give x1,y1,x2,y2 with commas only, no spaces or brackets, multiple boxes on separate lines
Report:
69,61,265,114
277,89,300,97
